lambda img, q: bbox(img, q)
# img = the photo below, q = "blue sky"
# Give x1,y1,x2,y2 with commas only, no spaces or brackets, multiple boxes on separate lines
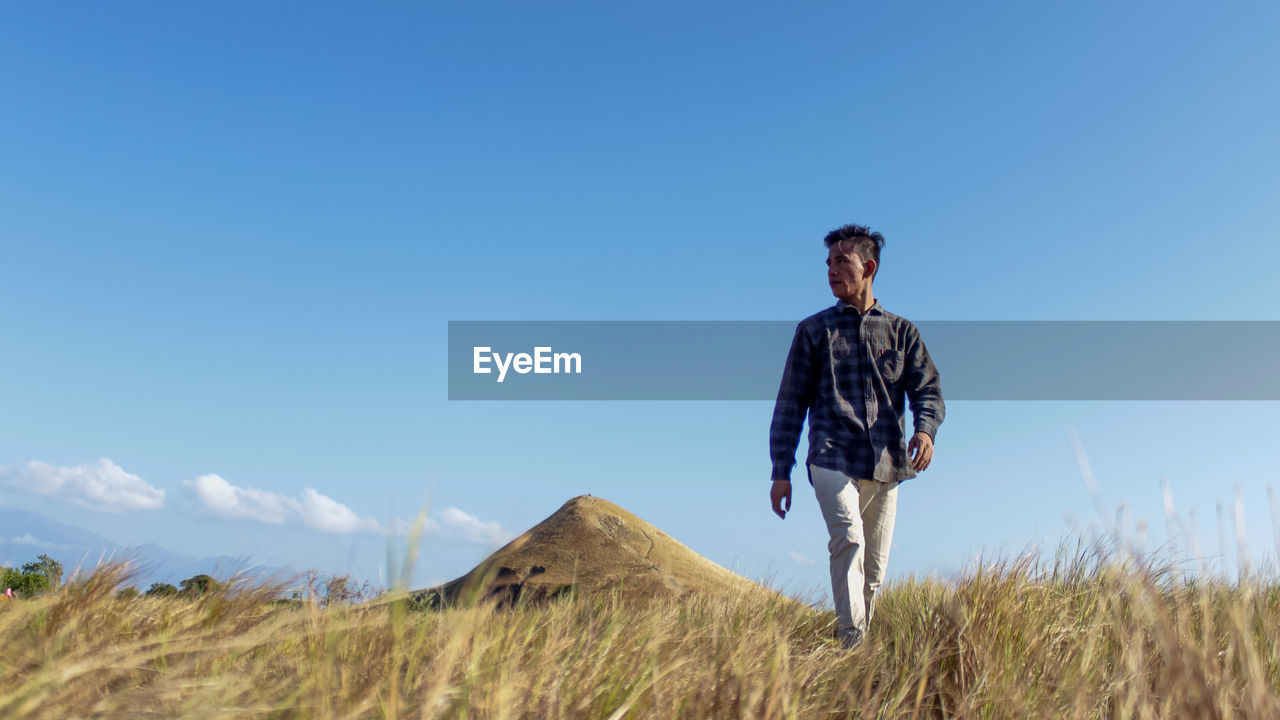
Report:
2,3,1279,595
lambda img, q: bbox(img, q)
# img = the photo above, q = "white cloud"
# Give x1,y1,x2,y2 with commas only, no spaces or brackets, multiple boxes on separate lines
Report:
8,534,72,549
436,507,515,546
385,516,419,537
384,507,514,547
184,475,379,535
788,550,815,565
299,488,380,534
0,458,164,512
185,474,297,524
181,475,506,544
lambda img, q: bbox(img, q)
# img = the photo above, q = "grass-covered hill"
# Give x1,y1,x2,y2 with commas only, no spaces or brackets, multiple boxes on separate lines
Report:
411,495,774,608
3,497,1280,718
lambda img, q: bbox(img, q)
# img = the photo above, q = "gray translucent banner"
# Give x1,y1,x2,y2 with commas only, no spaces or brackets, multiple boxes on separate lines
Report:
448,321,1280,400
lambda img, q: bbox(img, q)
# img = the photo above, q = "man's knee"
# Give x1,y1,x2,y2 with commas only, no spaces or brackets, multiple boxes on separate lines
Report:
827,525,864,555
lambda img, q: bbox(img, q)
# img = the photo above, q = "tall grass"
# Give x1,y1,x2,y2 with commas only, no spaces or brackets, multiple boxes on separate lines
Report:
3,539,1280,719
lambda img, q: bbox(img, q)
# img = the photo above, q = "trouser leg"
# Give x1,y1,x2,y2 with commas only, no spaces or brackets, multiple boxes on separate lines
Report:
809,464,868,647
859,479,899,627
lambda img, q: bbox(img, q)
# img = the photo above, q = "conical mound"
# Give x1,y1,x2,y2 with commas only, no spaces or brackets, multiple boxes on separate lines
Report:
413,495,773,607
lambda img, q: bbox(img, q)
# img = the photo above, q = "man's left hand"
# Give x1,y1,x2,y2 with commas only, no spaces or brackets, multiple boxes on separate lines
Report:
908,431,934,472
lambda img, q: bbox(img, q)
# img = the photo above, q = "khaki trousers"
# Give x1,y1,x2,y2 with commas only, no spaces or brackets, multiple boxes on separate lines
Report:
809,464,899,648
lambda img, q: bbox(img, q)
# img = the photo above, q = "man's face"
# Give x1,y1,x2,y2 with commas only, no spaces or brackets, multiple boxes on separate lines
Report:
826,242,873,301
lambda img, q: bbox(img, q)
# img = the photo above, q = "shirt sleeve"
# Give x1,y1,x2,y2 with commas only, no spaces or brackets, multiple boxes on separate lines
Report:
769,322,817,482
902,323,945,440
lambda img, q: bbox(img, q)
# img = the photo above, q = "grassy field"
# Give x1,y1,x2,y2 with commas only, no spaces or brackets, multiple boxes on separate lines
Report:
3,542,1279,719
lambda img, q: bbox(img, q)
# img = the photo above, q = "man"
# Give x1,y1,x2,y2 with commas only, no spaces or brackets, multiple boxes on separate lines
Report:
769,224,945,649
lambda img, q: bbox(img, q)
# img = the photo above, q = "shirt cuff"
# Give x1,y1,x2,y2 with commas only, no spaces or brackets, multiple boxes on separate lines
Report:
914,420,939,440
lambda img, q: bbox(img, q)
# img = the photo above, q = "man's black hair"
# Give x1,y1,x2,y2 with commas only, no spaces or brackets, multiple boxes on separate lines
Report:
823,224,885,280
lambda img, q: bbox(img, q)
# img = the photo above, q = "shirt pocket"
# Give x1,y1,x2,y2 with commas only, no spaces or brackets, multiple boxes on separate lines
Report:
875,349,904,383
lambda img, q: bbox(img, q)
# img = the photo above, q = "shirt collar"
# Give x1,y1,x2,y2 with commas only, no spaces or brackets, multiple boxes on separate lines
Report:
835,298,882,316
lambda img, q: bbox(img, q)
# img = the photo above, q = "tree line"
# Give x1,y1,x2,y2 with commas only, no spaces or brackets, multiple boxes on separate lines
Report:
5,555,379,605
1,554,63,598
2,554,224,600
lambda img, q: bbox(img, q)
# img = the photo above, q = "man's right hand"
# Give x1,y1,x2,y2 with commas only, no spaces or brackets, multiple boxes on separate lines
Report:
771,480,792,519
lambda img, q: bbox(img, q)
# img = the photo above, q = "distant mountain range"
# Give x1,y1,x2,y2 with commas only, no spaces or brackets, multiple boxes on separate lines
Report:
0,505,287,591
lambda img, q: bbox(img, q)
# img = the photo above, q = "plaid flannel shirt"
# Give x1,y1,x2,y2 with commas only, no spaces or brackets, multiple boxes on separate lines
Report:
770,299,945,484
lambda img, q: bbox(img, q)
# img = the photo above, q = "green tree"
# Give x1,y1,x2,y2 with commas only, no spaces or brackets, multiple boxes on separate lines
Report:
323,574,352,606
145,582,179,597
2,565,51,598
21,554,63,589
179,574,221,597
